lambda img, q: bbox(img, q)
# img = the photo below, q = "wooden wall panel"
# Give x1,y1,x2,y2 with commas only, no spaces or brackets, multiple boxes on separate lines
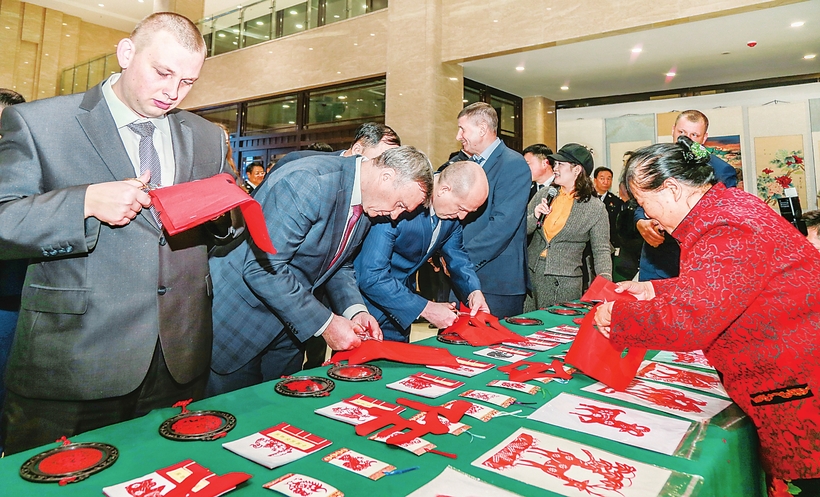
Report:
20,1,41,43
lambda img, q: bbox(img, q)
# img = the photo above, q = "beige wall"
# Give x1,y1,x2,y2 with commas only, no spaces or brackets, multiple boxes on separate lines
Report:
0,0,127,102
523,96,556,151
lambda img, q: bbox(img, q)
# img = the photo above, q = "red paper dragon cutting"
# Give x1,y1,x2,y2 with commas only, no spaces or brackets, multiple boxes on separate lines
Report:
641,364,720,389
570,404,650,437
601,383,706,413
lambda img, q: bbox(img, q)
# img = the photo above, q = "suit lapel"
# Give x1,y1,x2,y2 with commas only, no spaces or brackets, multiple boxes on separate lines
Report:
168,112,194,185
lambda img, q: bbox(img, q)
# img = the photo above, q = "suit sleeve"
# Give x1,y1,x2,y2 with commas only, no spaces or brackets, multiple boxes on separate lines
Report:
0,106,99,260
440,224,481,299
464,156,531,267
610,224,762,351
589,202,613,279
710,156,738,188
354,221,429,330
324,256,367,316
241,172,333,341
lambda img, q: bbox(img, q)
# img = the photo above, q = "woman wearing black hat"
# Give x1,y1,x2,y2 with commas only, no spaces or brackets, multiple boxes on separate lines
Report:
525,143,612,309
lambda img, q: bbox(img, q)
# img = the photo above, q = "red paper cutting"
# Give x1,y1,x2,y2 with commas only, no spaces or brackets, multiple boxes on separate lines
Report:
149,173,276,254
329,340,460,369
444,311,527,346
497,359,573,383
564,306,645,391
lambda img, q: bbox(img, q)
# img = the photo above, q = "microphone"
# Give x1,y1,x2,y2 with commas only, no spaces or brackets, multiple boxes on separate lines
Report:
536,186,559,229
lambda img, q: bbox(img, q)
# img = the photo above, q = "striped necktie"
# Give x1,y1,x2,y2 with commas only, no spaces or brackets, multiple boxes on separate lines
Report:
127,121,163,227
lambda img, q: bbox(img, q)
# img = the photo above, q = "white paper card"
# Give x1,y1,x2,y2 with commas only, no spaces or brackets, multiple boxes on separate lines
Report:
406,466,524,497
636,361,728,398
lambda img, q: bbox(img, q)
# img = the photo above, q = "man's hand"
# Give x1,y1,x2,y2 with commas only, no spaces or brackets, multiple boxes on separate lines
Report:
467,290,490,316
420,301,458,329
636,218,665,247
351,312,383,341
323,314,363,351
615,280,656,301
84,171,152,226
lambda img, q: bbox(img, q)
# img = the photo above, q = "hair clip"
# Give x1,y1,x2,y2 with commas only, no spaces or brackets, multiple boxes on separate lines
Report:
679,137,710,164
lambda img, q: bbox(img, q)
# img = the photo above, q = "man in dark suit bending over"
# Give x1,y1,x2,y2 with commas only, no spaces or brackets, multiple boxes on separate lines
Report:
0,13,232,454
454,103,532,318
208,146,433,395
355,161,490,341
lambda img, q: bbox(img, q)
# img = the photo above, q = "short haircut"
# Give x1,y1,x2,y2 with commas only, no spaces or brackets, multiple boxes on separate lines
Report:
351,123,401,149
307,142,333,152
458,102,498,135
130,12,206,54
0,88,25,107
803,210,820,230
371,146,434,206
439,160,478,197
246,162,264,174
522,143,553,162
593,166,613,179
675,109,709,130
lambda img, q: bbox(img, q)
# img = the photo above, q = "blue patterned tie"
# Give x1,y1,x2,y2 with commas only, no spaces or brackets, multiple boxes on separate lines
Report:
127,121,163,227
470,154,485,165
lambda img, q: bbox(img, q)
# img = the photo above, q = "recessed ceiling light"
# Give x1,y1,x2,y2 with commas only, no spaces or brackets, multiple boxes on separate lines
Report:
449,77,458,81
791,21,805,28
515,66,525,71
282,104,290,108
560,85,569,91
62,22,67,25
805,54,817,60
232,41,237,45
66,34,70,37
4,26,9,29
370,33,375,36
218,33,225,37
337,71,341,74
288,121,295,124
295,24,303,28
353,43,358,46
338,96,347,100
462,99,468,103
24,61,28,64
257,21,264,25
98,3,104,7
493,19,498,23
334,15,340,18
631,47,642,53
547,111,554,114
666,71,676,77
335,115,342,118
290,10,297,14
308,47,313,50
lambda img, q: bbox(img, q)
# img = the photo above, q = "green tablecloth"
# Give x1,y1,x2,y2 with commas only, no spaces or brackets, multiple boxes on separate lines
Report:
0,310,764,496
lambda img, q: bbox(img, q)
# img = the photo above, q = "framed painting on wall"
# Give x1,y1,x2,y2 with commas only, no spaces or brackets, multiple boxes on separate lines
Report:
754,135,806,210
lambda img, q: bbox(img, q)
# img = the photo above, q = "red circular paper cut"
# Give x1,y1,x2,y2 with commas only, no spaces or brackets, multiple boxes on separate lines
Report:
171,414,224,435
37,448,103,475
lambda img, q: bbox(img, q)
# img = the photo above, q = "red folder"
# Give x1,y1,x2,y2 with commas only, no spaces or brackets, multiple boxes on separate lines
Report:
149,173,276,254
564,302,646,391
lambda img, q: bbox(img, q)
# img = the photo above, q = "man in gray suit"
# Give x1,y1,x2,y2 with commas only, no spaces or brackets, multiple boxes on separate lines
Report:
208,146,433,396
0,13,231,454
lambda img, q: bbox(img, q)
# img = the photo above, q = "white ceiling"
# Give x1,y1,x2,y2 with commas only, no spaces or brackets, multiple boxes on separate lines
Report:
22,0,820,102
462,1,820,101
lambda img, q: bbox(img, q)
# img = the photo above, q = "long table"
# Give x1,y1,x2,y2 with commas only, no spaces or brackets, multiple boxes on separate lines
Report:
0,309,765,496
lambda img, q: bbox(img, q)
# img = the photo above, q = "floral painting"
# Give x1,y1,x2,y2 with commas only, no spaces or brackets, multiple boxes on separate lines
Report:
754,135,806,209
704,135,741,169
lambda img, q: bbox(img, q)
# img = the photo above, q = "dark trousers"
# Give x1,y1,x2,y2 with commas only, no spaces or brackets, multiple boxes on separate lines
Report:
1,341,206,455
454,291,524,319
206,330,303,397
302,335,327,370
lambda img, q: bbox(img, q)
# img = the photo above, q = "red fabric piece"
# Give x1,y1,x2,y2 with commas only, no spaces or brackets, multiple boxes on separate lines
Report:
581,275,637,303
610,184,820,479
172,398,193,414
149,173,276,254
328,204,363,269
329,340,460,368
497,359,573,383
565,306,645,391
396,398,471,423
444,311,526,346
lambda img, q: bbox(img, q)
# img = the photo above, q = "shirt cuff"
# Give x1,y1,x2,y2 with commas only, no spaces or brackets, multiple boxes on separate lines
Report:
314,314,334,337
342,304,369,320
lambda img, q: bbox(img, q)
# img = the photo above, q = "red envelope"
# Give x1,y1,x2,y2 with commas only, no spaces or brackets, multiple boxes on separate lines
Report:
564,304,646,391
329,340,460,368
581,275,636,303
149,173,276,254
444,311,527,347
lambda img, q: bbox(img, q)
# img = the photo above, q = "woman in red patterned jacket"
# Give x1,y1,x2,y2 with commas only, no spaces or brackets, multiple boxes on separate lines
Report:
594,136,820,496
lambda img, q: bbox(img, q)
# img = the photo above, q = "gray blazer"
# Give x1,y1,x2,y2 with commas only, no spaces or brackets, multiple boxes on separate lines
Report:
526,187,612,279
0,84,228,400
209,155,370,374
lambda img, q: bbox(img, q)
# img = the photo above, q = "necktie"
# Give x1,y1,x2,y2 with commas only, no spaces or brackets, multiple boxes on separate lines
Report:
537,183,544,191
127,121,163,227
470,154,485,165
328,204,363,269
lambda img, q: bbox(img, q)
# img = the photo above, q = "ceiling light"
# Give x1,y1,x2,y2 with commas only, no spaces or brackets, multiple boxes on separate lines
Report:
449,77,458,81
335,115,342,118
631,47,642,53
66,34,70,37
515,66,524,71
256,21,264,25
547,111,554,114
290,10,297,14
282,104,290,108
295,24,303,28
337,71,341,74
493,19,498,23
308,47,313,50
24,61,28,64
232,29,239,33
98,3,104,7
791,21,805,28
338,96,347,100
560,85,569,90
462,99,468,103
666,71,676,77
334,15,340,18
805,54,817,60
4,26,9,29
370,33,375,36
218,33,226,37
288,121,295,124
232,42,237,45
62,22,67,25
353,43,358,46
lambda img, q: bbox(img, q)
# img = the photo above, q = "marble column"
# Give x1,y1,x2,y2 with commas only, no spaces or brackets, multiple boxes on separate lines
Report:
523,96,556,150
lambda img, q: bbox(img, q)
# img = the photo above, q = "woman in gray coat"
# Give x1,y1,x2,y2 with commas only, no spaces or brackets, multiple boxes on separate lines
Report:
525,144,612,309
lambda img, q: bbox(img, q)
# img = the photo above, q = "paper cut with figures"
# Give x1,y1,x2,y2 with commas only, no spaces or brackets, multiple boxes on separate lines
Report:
488,379,541,395
103,459,251,497
315,395,404,425
582,379,733,422
460,389,516,408
651,350,715,371
222,423,331,469
427,356,495,377
386,372,464,398
409,412,471,436
368,431,435,456
474,345,536,363
406,466,524,497
263,473,343,497
636,361,728,398
444,400,501,422
473,428,672,497
322,448,394,480
528,393,693,455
